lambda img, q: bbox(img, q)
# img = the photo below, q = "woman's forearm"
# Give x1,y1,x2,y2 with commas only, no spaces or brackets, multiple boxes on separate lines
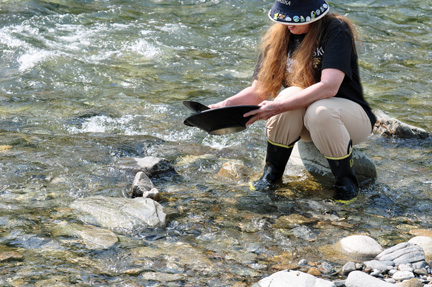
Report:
209,80,264,108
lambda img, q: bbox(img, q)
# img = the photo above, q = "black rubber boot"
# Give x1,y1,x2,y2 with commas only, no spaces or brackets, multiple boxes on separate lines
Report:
326,140,359,204
251,140,296,191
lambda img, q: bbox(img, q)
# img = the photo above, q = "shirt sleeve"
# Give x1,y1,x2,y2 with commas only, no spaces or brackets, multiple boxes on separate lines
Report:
321,21,354,79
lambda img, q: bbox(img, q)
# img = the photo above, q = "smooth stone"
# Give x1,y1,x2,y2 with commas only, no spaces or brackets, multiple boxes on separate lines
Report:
396,278,423,287
392,270,415,281
130,171,160,200
290,141,377,184
342,261,357,276
336,235,383,261
345,271,395,287
71,196,166,235
408,236,432,260
253,270,336,287
398,264,414,272
364,260,388,271
413,268,428,276
117,156,175,176
376,242,425,265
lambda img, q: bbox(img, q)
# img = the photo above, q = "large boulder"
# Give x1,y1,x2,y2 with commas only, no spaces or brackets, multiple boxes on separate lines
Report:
290,141,377,184
70,196,166,235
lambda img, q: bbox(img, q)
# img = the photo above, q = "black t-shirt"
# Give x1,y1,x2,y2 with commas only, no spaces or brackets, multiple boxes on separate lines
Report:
253,19,376,129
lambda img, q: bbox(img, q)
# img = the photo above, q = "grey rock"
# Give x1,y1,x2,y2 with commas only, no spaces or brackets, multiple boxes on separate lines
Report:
131,171,160,200
376,242,425,265
373,109,430,139
320,261,334,274
117,156,175,176
290,141,377,184
345,271,394,287
342,261,357,276
364,260,388,272
71,196,166,235
253,270,336,287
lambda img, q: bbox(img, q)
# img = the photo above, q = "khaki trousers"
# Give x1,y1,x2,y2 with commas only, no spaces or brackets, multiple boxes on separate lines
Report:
266,87,372,158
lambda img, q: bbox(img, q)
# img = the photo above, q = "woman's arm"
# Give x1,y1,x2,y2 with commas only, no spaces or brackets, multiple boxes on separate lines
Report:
244,68,345,125
209,80,265,109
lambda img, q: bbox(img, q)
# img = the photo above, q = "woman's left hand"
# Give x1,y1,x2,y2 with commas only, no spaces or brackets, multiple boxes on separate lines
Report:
244,100,282,126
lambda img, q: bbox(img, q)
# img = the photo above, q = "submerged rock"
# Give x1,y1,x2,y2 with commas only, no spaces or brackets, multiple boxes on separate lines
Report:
51,222,118,250
290,141,377,184
70,196,166,235
217,161,252,182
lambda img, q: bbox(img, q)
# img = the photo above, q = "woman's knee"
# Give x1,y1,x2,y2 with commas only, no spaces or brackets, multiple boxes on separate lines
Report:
275,86,303,101
304,100,339,129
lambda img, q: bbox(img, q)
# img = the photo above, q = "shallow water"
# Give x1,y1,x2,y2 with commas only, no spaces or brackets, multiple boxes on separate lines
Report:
0,0,431,286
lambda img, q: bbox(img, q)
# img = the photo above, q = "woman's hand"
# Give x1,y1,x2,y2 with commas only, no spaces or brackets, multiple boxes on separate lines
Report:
244,100,282,126
208,100,228,109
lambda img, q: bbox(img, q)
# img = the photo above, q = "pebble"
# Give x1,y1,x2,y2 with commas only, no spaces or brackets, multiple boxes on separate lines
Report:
392,270,415,281
342,261,357,276
364,259,388,271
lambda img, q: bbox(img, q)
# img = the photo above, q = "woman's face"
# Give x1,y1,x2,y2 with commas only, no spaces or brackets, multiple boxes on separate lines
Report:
287,24,310,35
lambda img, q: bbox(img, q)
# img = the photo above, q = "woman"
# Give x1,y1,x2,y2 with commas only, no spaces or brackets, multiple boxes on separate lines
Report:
209,0,376,203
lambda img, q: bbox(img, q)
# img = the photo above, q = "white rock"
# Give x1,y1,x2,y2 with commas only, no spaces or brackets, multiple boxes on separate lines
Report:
408,236,432,260
392,270,415,281
337,235,383,261
345,271,394,287
253,270,335,287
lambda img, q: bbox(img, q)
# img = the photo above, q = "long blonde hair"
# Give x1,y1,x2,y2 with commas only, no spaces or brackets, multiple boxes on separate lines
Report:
256,13,358,99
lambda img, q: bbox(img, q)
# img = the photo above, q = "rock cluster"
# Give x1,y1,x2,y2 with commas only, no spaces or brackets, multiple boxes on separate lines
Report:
254,235,432,287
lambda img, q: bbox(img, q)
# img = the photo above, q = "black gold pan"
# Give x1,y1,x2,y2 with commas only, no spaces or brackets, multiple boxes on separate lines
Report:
182,100,260,135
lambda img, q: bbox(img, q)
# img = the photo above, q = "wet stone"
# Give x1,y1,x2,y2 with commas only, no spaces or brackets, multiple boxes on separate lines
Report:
0,251,24,262
117,156,175,176
70,196,166,235
130,171,160,200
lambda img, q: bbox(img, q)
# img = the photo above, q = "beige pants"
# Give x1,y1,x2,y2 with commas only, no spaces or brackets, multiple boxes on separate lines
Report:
266,87,372,158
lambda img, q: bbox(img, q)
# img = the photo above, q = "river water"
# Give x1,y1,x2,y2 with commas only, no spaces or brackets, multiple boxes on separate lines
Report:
0,0,431,286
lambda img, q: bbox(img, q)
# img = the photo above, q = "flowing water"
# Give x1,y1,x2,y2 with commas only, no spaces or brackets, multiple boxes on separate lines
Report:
0,0,431,286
